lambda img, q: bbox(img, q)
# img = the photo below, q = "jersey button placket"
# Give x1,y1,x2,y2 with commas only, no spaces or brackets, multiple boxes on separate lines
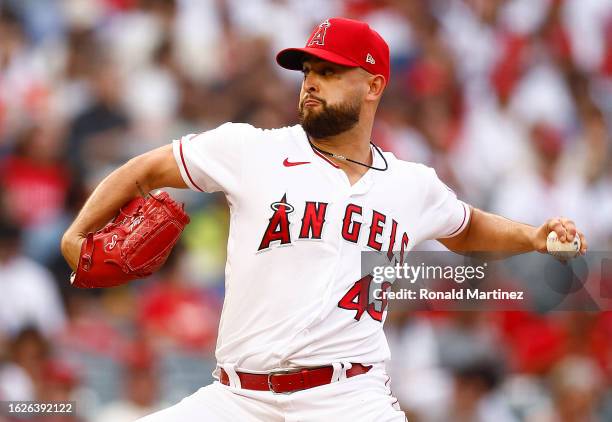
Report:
321,193,353,309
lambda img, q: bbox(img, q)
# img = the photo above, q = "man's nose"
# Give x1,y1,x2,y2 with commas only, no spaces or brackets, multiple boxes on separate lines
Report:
304,73,319,93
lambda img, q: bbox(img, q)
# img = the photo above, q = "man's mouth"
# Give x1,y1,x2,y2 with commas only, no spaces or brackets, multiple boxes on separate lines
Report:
303,99,321,108
302,96,324,109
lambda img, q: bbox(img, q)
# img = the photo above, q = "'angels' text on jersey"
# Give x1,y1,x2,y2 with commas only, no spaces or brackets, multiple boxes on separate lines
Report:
257,195,410,262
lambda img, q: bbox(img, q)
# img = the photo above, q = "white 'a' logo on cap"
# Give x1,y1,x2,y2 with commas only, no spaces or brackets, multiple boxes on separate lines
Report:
366,53,376,64
308,19,331,46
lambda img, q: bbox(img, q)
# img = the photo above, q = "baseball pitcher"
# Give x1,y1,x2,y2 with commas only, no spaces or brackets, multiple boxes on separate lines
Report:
61,17,587,421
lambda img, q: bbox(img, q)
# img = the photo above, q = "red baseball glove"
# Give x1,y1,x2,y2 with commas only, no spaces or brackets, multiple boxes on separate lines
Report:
71,191,190,288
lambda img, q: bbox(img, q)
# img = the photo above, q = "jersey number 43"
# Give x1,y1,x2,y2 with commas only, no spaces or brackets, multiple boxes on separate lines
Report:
338,275,392,322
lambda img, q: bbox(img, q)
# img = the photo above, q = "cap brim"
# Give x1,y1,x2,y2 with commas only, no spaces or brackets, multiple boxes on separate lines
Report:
276,47,360,71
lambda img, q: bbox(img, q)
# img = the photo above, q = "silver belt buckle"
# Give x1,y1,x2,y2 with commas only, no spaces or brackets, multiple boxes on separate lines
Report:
267,368,295,394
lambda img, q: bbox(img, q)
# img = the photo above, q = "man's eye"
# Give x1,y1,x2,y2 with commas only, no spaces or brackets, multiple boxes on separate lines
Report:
323,68,334,76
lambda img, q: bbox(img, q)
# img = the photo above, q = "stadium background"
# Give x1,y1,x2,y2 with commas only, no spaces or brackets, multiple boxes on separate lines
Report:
1,0,612,420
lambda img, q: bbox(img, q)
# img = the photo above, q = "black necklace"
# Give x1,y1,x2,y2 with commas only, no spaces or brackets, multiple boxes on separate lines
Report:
308,139,389,171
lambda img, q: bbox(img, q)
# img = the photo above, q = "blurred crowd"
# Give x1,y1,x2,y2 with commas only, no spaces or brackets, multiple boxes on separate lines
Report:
0,0,611,421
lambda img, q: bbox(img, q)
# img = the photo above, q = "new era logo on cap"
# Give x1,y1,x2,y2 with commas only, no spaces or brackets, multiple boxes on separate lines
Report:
276,17,390,84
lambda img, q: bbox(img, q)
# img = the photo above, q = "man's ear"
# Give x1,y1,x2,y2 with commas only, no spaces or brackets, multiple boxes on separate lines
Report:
366,75,385,101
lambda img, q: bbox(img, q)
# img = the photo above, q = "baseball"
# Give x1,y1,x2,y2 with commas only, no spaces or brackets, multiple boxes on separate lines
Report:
546,231,580,259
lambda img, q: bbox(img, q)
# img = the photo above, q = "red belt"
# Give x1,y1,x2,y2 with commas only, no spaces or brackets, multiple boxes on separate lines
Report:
220,363,372,394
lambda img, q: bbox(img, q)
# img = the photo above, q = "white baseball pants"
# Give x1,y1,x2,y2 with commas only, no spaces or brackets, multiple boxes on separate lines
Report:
137,363,406,422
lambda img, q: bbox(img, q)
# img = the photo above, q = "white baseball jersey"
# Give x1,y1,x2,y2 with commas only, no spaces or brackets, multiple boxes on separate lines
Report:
172,123,470,373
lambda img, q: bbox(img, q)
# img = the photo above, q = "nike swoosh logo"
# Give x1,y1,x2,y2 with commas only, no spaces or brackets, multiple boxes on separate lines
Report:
283,158,311,167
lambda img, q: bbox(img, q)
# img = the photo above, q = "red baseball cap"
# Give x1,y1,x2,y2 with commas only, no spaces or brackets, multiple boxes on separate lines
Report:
276,17,390,84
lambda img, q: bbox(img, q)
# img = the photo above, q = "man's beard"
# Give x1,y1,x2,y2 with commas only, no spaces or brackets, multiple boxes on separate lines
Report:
299,96,361,139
